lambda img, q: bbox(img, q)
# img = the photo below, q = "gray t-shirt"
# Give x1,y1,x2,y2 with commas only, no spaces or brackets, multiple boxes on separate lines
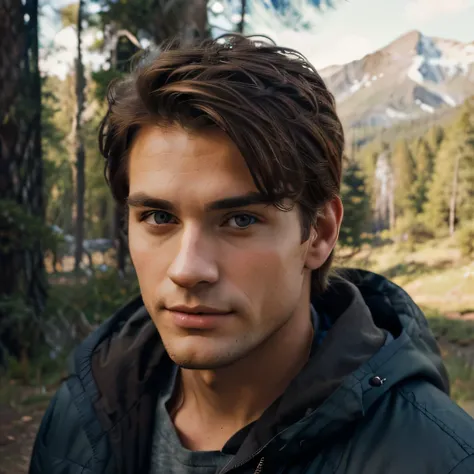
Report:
149,365,233,473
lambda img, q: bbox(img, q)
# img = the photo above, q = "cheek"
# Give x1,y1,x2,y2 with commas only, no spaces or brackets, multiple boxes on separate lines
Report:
128,225,166,293
228,242,304,303
128,225,147,269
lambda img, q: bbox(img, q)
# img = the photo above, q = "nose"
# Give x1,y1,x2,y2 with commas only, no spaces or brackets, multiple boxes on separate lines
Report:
167,225,219,289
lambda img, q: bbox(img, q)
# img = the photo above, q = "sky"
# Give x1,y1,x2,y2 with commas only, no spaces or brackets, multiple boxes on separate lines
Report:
245,0,474,68
41,0,474,77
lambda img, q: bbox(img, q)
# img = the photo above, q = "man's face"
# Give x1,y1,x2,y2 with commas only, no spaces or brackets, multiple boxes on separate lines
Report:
128,125,311,369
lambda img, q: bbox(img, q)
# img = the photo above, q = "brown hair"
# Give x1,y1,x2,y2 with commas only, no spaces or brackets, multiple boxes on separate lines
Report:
99,34,344,294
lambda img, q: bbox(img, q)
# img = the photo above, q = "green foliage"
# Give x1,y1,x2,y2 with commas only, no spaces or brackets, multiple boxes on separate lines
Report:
0,293,35,334
83,94,115,239
42,75,75,235
426,310,474,346
424,139,454,232
454,110,474,224
0,270,139,386
425,125,445,153
340,161,371,248
92,0,149,36
47,269,140,325
412,138,434,214
425,105,474,233
0,200,56,357
0,200,59,254
359,148,379,208
393,212,435,251
91,68,125,103
457,222,474,258
444,353,474,403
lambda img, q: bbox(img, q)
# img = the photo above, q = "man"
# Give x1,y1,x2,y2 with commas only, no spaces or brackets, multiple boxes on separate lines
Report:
30,35,474,474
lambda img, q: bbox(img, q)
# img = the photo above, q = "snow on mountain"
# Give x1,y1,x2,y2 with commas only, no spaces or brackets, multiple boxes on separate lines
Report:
320,30,474,128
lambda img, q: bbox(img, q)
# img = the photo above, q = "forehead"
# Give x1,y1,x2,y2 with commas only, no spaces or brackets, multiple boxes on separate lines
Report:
128,125,257,200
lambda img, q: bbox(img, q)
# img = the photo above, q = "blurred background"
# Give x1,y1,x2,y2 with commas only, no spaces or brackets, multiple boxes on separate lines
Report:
0,0,473,472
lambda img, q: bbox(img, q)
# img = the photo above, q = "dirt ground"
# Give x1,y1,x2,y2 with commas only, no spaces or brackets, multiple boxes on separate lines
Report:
0,403,45,474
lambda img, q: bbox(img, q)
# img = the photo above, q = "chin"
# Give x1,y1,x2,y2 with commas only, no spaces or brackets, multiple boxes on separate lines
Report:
168,352,241,370
165,340,249,371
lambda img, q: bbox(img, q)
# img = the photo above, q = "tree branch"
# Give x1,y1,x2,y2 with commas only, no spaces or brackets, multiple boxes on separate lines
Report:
115,29,143,49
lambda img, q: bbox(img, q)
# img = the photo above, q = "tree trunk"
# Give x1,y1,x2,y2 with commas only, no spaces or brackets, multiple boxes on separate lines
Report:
183,0,209,43
151,0,210,45
238,0,247,34
0,0,46,360
74,0,86,271
449,151,461,236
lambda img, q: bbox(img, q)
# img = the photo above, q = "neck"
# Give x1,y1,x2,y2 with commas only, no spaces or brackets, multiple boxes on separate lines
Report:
170,282,314,450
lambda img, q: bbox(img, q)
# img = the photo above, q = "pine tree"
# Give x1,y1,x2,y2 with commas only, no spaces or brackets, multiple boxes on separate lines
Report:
360,149,379,202
425,125,445,155
425,138,454,233
424,105,474,234
340,161,371,248
412,138,434,214
391,140,416,218
451,108,474,229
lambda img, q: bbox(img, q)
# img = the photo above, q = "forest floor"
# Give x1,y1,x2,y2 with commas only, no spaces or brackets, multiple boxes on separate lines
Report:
0,388,53,474
1,237,474,474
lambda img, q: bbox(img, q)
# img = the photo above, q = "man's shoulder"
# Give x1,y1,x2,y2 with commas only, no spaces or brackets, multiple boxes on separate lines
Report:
28,296,147,474
30,377,114,474
394,379,474,451
345,379,474,473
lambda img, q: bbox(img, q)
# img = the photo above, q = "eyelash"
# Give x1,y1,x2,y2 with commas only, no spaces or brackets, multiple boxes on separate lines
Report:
139,211,261,229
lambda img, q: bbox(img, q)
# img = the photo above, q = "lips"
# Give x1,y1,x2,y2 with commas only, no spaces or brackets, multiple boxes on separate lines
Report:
166,305,231,315
165,305,234,329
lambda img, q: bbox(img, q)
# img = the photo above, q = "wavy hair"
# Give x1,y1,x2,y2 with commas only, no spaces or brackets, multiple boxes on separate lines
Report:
99,34,345,293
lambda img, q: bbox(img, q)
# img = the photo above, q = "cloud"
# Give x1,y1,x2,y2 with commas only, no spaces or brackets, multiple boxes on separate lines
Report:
405,0,474,23
305,34,374,69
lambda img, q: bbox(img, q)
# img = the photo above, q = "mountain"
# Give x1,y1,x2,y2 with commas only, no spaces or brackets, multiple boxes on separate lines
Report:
320,30,474,128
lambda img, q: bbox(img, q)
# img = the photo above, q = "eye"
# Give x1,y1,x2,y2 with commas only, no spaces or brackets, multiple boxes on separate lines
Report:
143,211,177,225
227,214,258,229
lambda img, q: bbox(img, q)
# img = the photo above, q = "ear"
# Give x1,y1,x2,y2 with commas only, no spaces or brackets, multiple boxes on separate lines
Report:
304,196,344,270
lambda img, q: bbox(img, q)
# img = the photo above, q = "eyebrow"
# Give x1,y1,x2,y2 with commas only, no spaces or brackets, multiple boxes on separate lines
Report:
126,191,273,212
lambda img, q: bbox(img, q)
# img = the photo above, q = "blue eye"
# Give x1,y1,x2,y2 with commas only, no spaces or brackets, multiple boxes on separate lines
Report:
147,211,175,225
228,214,258,229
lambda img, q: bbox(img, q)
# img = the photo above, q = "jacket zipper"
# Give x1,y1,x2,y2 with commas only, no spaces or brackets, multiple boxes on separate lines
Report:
254,457,265,474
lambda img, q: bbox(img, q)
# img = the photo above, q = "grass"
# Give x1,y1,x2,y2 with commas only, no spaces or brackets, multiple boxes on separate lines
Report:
444,352,474,404
429,318,474,346
424,308,474,345
340,236,474,314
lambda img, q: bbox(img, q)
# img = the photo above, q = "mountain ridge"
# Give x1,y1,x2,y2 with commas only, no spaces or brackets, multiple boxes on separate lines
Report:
320,30,474,128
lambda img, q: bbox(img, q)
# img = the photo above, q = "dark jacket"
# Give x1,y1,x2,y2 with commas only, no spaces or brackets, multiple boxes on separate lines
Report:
29,270,474,474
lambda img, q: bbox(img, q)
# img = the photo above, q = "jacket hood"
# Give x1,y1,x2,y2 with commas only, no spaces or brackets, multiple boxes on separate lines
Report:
70,269,449,474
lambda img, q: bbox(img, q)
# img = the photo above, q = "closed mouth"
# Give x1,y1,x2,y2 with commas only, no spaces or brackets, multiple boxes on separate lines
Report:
166,306,232,316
